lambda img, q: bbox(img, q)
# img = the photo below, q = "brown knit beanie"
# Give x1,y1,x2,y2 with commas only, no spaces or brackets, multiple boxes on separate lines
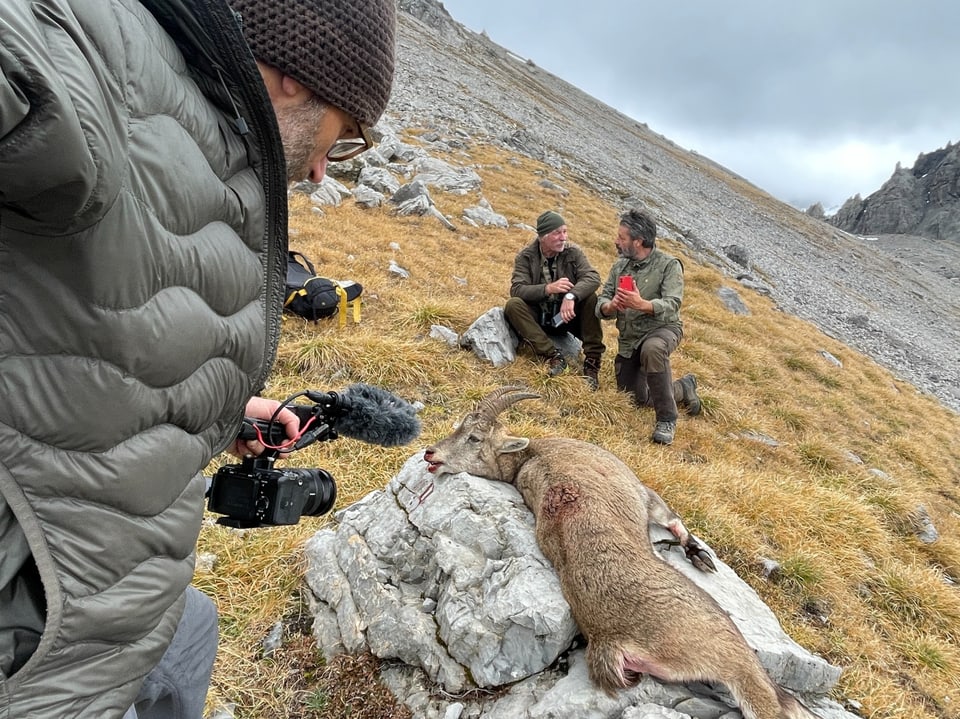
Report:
536,210,566,237
232,0,396,128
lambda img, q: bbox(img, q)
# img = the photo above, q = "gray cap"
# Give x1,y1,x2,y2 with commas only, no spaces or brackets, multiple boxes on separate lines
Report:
233,0,396,127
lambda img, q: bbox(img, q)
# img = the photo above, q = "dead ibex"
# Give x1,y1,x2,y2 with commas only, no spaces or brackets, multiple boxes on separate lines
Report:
423,386,819,719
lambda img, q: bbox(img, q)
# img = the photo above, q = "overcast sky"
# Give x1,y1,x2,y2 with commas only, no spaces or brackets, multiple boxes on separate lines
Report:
436,1,958,212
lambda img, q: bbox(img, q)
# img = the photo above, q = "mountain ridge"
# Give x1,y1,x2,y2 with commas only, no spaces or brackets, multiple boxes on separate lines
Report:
826,142,960,243
387,0,960,413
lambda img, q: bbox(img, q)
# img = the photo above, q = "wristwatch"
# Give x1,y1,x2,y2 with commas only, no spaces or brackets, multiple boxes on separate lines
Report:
563,292,576,301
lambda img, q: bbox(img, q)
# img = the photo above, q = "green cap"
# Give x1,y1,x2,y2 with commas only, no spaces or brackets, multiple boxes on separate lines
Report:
536,211,565,237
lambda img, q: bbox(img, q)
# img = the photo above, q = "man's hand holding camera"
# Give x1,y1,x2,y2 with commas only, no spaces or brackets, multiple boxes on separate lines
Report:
230,397,300,458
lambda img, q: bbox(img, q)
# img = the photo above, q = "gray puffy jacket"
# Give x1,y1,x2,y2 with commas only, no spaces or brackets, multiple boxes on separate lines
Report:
0,0,285,715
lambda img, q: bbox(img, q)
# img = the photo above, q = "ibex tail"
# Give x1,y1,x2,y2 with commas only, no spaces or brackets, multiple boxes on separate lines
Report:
584,639,639,696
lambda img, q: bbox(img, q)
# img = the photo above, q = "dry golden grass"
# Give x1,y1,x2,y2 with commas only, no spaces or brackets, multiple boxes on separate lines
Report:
197,138,960,719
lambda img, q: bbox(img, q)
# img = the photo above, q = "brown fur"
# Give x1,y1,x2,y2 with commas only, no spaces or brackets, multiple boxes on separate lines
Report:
424,392,819,719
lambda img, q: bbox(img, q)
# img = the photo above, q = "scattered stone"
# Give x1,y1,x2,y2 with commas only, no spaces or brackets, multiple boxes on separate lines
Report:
548,332,583,364
308,176,351,206
911,504,939,544
760,558,782,581
717,286,751,315
819,350,843,367
261,621,283,659
867,468,896,486
389,260,411,279
843,450,864,465
353,184,385,208
723,244,751,268
459,308,517,367
358,166,401,195
194,552,217,573
463,202,509,228
737,430,783,447
538,179,570,196
429,324,460,347
395,193,434,217
411,156,482,193
736,274,773,296
391,179,432,206
206,703,236,719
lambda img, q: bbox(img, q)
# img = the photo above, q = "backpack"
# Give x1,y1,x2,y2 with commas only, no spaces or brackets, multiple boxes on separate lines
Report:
284,251,363,321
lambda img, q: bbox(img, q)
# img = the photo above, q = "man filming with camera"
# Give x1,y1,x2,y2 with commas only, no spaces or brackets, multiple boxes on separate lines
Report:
0,1,396,717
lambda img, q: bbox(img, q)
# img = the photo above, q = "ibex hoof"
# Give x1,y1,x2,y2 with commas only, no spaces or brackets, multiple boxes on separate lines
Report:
685,540,717,573
653,538,716,573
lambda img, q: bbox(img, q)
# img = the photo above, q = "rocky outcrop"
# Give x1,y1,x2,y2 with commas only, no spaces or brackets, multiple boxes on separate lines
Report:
304,455,857,719
828,143,960,241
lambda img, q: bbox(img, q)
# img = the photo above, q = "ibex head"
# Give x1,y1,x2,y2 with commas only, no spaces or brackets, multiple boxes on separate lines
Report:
423,386,540,480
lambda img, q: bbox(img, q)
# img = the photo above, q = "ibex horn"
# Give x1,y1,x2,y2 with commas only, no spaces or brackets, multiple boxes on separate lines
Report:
476,385,540,417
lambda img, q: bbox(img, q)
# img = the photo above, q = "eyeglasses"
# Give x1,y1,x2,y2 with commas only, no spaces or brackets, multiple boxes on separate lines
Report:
326,124,374,162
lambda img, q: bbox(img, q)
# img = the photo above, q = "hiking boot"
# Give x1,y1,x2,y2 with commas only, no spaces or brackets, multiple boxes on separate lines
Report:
546,352,568,377
651,420,677,445
676,373,702,416
582,353,601,391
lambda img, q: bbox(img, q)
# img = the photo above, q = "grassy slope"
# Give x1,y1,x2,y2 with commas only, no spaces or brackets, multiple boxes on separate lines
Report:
196,140,960,719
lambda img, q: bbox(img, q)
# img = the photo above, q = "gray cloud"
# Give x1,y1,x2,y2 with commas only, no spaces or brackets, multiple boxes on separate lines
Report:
439,1,959,210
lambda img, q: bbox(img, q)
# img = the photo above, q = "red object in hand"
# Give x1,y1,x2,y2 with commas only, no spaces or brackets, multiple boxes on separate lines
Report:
618,275,636,291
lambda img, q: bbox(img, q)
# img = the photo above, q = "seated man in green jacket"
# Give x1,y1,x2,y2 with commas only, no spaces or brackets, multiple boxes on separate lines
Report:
596,208,701,444
504,211,606,388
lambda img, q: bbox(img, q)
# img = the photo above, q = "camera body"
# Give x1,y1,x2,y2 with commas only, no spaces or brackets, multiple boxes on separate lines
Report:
208,454,337,528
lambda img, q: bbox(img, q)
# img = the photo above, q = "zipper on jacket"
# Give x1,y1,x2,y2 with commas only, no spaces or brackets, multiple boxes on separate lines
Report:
214,65,249,136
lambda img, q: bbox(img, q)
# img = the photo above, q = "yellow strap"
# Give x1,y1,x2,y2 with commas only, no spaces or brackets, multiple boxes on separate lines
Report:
284,288,307,307
335,285,348,327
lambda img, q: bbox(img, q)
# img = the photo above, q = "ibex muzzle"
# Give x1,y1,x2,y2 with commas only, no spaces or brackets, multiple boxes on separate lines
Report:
424,386,819,719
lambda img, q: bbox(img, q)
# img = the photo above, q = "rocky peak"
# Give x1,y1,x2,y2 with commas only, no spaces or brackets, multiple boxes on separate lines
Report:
828,141,960,242
396,0,459,35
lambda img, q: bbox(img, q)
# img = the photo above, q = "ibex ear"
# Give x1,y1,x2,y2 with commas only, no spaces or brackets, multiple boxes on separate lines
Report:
499,436,529,454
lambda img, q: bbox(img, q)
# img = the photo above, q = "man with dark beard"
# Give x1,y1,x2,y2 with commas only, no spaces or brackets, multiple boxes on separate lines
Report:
0,1,395,717
596,209,702,445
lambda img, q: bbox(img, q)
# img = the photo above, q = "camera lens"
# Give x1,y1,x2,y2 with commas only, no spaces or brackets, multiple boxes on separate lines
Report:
286,468,338,517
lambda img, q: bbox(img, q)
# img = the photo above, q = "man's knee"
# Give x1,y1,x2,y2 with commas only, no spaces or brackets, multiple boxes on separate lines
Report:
639,337,671,370
504,298,548,346
504,297,534,322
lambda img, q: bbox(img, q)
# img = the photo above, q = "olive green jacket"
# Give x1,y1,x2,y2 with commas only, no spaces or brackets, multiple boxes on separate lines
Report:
509,238,601,306
0,1,286,715
596,249,684,357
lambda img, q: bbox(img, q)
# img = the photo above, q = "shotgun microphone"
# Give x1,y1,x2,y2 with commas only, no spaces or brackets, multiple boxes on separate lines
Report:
238,383,421,450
